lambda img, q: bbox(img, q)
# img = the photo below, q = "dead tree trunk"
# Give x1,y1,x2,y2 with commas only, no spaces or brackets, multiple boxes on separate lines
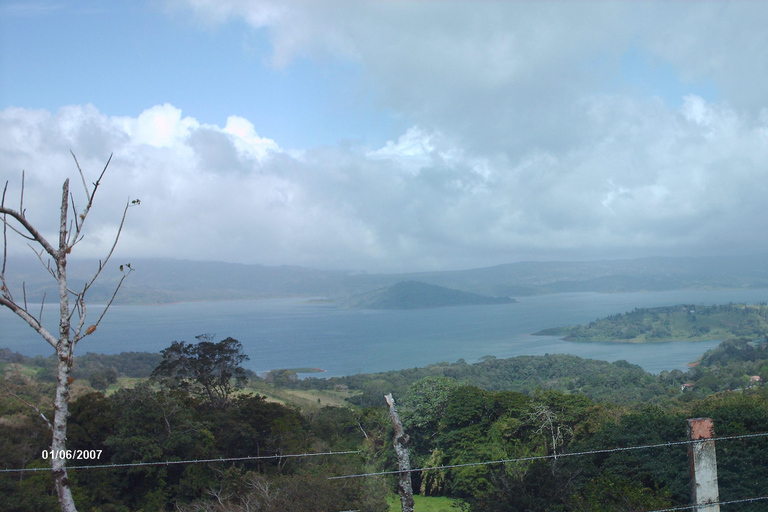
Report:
1,154,135,512
384,393,415,512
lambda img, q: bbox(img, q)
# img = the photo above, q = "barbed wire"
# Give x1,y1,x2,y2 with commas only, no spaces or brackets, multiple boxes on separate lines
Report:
0,450,361,474
644,494,768,512
327,431,768,480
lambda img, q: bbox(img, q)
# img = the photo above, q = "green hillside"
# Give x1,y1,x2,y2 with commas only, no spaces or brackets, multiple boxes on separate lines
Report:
534,303,768,342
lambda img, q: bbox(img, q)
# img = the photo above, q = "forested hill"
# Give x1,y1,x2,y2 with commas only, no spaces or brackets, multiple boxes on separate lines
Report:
347,280,516,309
534,303,768,342
4,338,768,510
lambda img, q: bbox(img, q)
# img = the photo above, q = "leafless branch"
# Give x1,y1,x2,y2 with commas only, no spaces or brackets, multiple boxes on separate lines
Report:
2,180,7,276
29,244,57,279
67,152,112,249
0,275,12,303
75,264,133,343
91,154,112,206
1,216,36,241
39,292,46,323
81,200,131,294
19,171,25,217
69,192,80,234
0,204,58,258
0,294,57,347
2,382,53,431
70,151,90,201
2,154,132,511
72,295,87,342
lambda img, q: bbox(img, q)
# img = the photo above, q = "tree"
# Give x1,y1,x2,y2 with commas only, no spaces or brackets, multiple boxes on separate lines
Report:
0,153,136,512
151,334,250,408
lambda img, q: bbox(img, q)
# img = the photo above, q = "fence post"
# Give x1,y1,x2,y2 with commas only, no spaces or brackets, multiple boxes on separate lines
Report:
687,417,720,512
385,393,415,512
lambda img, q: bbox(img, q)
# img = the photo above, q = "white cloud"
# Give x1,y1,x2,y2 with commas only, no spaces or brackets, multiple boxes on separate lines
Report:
223,115,280,159
2,97,768,271
9,0,768,271
114,104,199,148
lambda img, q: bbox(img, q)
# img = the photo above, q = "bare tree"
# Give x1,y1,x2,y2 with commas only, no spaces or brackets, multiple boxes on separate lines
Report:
384,393,414,512
0,153,136,512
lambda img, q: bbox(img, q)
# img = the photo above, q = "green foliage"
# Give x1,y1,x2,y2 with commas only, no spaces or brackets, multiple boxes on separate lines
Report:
305,352,665,406
386,494,462,512
178,463,389,512
151,335,249,407
402,376,462,432
8,333,768,511
265,368,299,387
537,303,768,342
1,349,163,383
569,474,673,511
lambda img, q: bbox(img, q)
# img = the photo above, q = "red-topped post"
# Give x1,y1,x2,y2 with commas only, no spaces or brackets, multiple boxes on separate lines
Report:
687,417,720,511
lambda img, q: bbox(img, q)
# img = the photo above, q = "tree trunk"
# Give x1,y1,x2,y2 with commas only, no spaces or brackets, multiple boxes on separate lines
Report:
52,351,77,511
52,179,78,511
2,156,133,512
385,393,415,512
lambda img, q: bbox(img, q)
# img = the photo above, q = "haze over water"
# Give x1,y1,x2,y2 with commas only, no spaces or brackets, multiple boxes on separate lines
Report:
4,289,768,377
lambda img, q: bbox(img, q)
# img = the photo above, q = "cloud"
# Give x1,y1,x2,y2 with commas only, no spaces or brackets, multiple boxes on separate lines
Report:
114,104,199,149
166,1,768,154
5,93,768,272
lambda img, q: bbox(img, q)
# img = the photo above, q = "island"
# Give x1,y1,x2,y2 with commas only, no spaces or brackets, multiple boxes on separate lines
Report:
349,280,517,309
533,302,768,342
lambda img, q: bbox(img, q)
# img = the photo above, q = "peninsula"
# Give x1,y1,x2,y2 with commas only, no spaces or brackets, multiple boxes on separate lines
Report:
534,303,768,342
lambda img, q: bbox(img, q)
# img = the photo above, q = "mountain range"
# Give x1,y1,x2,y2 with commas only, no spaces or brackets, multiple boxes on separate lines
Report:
2,254,767,305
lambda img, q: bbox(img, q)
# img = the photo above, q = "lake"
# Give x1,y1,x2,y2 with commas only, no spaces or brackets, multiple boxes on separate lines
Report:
3,289,768,377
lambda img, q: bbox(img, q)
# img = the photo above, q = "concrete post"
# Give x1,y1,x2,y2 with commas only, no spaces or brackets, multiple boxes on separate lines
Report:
687,417,720,512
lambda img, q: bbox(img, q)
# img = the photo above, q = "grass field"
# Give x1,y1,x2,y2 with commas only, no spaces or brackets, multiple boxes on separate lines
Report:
387,495,461,511
246,381,360,410
2,360,360,413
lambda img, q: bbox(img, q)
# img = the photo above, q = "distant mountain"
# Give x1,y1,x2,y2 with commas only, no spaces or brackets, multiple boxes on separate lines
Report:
3,254,768,305
348,281,517,309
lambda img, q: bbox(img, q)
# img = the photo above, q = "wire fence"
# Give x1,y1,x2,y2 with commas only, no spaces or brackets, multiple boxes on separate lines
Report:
3,428,768,510
0,450,361,473
645,495,768,512
328,431,768,480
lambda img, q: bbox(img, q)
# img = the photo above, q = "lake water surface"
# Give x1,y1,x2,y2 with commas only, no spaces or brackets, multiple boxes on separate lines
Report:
3,289,768,377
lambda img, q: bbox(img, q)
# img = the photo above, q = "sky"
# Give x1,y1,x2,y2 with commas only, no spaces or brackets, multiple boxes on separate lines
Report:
1,0,768,273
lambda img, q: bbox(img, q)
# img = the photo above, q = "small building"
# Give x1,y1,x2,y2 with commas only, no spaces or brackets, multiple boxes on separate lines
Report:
681,383,695,392
750,375,762,383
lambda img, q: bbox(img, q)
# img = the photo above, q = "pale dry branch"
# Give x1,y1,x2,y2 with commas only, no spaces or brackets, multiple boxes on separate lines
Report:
70,151,89,199
81,200,132,295
0,294,57,347
39,292,46,324
0,204,58,257
2,382,53,431
2,180,7,276
19,170,25,217
1,216,36,241
71,296,87,342
77,264,133,342
67,152,112,249
29,244,58,279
